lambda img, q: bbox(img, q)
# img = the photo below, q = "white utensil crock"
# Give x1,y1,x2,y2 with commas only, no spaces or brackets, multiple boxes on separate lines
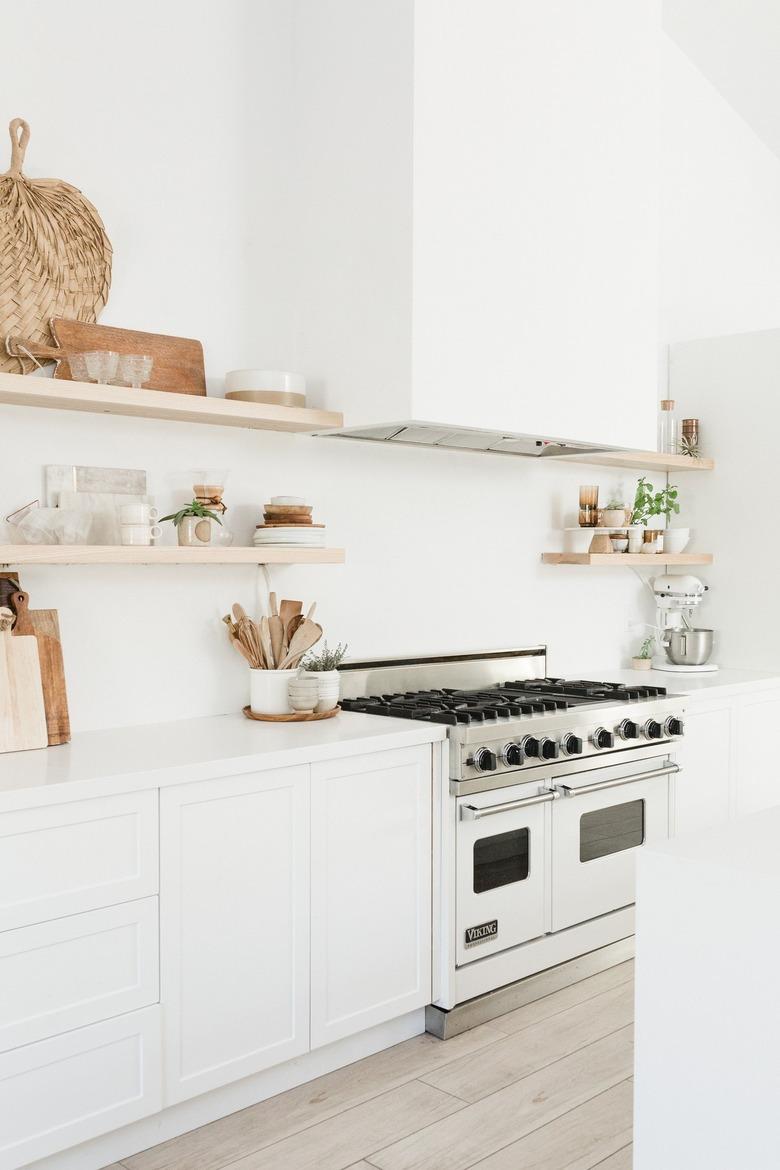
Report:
250,668,297,715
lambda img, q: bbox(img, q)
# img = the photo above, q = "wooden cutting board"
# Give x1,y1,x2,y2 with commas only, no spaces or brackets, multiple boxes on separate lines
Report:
10,318,206,395
10,592,70,746
0,620,48,753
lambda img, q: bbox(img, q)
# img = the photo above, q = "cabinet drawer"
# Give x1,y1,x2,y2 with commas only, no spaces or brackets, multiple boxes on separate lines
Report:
0,790,158,931
0,1006,161,1170
0,898,159,1053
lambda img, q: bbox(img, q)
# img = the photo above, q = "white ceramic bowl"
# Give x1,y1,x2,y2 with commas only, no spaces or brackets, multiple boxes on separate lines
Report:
663,527,691,554
225,369,306,395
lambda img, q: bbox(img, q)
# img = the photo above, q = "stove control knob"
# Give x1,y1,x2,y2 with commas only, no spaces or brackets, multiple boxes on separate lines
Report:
617,719,639,741
644,719,663,740
502,742,525,767
561,733,583,756
473,748,497,772
521,736,540,758
538,736,559,761
592,727,615,750
664,716,685,738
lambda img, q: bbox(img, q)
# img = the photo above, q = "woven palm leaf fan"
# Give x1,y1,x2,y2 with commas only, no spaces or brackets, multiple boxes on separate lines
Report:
0,117,112,374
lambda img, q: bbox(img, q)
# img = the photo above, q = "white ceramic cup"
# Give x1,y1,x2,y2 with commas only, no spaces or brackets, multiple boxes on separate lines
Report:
119,503,159,525
121,523,162,546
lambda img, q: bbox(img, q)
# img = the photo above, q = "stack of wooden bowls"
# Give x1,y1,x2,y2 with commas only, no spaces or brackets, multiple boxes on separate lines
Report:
254,496,326,548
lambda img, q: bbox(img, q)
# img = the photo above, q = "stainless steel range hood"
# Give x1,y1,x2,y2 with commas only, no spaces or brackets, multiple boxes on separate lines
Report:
317,420,616,459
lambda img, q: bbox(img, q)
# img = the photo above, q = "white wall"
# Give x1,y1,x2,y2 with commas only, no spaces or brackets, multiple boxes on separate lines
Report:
1,1,649,732
660,36,780,672
664,0,780,162
4,8,780,732
661,36,780,347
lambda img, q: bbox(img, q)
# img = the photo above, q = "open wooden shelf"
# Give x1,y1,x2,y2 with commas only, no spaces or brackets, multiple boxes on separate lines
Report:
0,371,343,433
543,552,713,566
550,449,714,473
0,545,345,567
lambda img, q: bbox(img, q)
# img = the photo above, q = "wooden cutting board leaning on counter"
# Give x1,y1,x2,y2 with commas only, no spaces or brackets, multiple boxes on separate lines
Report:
0,577,70,751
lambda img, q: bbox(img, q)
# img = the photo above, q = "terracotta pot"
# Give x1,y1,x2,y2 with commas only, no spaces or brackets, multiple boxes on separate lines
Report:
632,657,653,671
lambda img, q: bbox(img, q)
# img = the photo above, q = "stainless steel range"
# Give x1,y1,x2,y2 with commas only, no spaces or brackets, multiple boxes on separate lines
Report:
340,647,685,1026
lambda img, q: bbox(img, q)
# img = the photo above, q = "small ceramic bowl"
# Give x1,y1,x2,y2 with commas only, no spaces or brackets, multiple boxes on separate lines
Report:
610,537,629,553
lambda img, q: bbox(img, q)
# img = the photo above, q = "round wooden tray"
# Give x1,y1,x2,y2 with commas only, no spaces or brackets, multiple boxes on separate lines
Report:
242,705,340,723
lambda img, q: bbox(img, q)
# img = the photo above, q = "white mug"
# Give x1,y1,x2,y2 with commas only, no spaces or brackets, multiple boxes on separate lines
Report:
119,503,159,525
121,523,162,546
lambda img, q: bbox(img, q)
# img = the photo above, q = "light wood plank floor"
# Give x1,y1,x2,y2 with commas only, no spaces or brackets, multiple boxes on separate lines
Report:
114,962,635,1170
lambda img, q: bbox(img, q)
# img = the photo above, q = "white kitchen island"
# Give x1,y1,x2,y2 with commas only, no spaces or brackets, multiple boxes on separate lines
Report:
634,805,780,1170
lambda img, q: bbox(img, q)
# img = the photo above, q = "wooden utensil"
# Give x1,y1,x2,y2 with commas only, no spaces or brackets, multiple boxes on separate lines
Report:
278,618,323,670
7,318,206,396
259,617,275,672
10,591,70,746
267,592,284,668
279,599,302,630
0,607,47,753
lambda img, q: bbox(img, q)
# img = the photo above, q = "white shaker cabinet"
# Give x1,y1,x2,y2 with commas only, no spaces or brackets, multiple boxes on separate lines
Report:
310,745,432,1048
160,767,310,1104
672,698,732,836
734,689,780,816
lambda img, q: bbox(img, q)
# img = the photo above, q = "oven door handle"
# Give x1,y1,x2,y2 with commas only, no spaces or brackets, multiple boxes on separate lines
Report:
555,763,680,798
460,789,558,821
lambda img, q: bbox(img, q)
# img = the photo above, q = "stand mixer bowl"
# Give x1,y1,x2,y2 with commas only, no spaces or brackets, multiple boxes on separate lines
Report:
667,628,714,666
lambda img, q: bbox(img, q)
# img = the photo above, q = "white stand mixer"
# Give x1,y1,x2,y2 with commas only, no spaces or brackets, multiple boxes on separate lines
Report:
651,573,718,673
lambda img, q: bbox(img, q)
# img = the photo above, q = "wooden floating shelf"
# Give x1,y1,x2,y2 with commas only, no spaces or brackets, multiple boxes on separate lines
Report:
550,449,714,473
0,546,345,567
0,371,343,434
542,553,713,566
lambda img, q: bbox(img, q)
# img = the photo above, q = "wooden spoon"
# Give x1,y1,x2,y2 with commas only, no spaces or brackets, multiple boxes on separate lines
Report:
259,616,275,671
230,633,255,666
278,619,323,670
267,591,285,667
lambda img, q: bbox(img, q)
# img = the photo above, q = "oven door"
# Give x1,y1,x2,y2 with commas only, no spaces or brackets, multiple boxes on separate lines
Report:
551,752,678,932
456,782,553,966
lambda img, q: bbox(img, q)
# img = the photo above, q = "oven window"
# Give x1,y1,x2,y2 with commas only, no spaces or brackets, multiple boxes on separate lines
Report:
473,828,530,893
580,799,645,863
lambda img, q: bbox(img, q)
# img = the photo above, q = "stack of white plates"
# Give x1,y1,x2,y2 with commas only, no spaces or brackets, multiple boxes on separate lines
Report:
253,526,325,548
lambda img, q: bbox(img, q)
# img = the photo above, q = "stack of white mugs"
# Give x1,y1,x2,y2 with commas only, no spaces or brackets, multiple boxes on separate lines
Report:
119,503,161,546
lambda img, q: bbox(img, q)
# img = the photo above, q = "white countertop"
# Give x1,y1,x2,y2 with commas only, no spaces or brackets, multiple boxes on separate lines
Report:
0,711,447,812
591,666,780,701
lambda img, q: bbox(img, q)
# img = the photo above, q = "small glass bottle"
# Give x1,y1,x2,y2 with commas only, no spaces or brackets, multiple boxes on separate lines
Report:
658,399,678,455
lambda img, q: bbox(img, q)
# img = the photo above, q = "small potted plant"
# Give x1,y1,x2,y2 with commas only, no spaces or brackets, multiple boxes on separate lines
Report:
160,499,223,547
629,476,681,553
301,642,348,711
632,635,655,671
601,496,629,528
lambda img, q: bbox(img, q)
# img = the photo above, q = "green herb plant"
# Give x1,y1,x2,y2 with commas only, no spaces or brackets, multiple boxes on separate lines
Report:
637,635,655,660
630,477,680,527
160,499,223,527
302,642,348,672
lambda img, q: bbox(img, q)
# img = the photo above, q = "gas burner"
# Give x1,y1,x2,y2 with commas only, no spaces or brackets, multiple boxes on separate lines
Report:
517,678,667,703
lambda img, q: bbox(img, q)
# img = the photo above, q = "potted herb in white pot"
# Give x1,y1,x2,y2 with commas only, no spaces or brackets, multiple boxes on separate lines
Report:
632,635,655,671
301,642,348,712
161,499,223,547
629,477,680,553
